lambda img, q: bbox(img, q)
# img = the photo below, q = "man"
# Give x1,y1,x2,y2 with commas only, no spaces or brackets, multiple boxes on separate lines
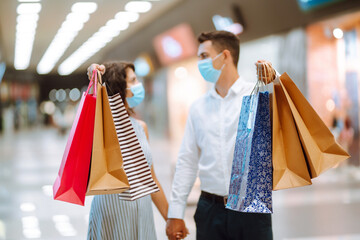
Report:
166,31,274,240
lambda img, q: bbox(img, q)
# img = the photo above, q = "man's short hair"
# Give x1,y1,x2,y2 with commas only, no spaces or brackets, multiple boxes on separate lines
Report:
198,31,240,67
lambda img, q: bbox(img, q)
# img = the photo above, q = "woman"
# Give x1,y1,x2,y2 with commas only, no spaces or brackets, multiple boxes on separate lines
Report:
86,62,175,240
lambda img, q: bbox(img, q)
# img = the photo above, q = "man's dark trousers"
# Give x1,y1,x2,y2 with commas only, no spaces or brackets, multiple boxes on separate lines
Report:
194,194,273,240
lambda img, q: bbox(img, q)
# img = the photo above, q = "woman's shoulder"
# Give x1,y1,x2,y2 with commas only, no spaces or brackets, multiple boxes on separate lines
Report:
132,118,149,139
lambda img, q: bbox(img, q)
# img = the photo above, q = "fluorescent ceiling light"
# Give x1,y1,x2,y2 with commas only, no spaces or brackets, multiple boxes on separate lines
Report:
105,19,129,31
115,11,139,22
66,12,90,23
71,2,97,14
125,1,152,13
37,2,97,74
58,0,152,75
16,3,41,14
14,3,41,70
17,14,39,22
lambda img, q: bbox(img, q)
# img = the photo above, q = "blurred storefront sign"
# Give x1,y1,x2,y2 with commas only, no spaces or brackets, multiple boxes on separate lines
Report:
212,15,243,35
297,0,345,11
134,53,154,77
212,8,245,36
153,23,197,66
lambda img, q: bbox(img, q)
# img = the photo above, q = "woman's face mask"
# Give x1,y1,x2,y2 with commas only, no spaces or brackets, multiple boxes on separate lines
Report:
126,83,145,108
197,52,225,83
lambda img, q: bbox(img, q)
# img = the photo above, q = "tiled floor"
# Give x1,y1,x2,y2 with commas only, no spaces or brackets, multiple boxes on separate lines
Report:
0,128,360,240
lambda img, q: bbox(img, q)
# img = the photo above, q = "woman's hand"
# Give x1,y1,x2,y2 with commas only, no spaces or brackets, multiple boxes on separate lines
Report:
255,60,276,85
87,63,106,80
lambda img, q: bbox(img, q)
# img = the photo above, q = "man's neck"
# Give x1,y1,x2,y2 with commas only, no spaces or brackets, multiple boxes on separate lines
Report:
215,66,239,98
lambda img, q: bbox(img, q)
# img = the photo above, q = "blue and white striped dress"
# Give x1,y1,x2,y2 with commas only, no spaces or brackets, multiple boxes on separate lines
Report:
87,117,157,240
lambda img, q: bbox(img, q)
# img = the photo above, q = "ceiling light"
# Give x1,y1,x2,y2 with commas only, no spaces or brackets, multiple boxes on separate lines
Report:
333,28,343,39
58,1,148,75
61,21,84,32
71,2,97,14
66,12,90,23
105,19,129,31
14,3,41,70
125,1,152,13
16,3,41,14
115,11,139,22
37,2,97,74
16,22,38,31
17,14,39,23
18,0,41,2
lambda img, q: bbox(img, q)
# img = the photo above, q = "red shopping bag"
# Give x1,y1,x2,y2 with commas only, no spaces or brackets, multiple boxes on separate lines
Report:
53,71,97,205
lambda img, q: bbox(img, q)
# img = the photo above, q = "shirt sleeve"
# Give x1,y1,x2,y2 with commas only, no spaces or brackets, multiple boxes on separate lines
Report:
167,107,200,219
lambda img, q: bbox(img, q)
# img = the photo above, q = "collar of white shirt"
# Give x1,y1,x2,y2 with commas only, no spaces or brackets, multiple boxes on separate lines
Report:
208,77,251,99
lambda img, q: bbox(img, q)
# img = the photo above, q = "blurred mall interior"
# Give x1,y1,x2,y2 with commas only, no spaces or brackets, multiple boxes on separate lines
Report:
1,0,360,239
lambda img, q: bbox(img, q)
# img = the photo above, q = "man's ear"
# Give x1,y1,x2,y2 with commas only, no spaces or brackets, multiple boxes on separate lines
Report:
223,49,232,63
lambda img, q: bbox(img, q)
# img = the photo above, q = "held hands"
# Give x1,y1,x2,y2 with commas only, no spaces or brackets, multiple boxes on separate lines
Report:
87,63,106,81
166,219,189,240
255,60,276,85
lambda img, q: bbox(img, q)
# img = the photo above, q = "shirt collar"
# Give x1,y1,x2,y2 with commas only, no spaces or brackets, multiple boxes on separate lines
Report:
209,77,243,98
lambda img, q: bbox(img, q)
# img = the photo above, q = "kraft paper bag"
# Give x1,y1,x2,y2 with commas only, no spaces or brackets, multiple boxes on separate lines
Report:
86,76,129,195
272,82,312,190
279,73,350,178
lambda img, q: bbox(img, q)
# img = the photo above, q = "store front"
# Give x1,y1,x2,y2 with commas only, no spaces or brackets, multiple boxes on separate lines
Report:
306,11,360,166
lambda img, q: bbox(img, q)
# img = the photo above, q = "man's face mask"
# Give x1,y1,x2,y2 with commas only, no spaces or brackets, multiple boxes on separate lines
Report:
197,52,225,83
126,83,145,108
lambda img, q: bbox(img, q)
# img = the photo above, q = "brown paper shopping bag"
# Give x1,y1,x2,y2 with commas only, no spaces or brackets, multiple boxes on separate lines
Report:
272,82,312,190
279,73,350,178
86,77,129,195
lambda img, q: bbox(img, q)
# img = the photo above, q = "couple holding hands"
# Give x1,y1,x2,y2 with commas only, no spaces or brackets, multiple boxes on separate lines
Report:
87,30,275,240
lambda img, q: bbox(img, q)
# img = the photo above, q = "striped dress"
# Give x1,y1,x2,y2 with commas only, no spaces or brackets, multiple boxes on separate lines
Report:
87,117,157,240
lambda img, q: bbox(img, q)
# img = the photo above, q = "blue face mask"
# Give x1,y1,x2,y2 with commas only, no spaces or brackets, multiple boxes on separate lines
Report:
197,53,225,83
126,83,145,108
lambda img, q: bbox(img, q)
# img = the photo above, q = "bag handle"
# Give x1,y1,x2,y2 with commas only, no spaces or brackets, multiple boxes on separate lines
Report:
96,69,103,85
85,70,99,96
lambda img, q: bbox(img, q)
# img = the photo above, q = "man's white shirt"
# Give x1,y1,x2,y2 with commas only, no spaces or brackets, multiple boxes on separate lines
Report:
168,77,255,219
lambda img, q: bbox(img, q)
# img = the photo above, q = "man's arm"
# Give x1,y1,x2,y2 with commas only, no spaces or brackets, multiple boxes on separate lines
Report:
166,108,200,239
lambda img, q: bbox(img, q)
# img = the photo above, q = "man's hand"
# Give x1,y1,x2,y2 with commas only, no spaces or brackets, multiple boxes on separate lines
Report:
87,63,106,80
166,218,189,240
255,60,276,84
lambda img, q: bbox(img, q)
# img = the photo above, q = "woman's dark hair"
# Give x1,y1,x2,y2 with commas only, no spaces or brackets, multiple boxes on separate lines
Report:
101,61,135,109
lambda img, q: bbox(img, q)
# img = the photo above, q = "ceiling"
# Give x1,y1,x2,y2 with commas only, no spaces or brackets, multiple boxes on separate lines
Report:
1,0,360,79
0,0,181,75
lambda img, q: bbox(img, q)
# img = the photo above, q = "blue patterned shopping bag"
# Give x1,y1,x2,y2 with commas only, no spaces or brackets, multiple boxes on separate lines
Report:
226,91,273,213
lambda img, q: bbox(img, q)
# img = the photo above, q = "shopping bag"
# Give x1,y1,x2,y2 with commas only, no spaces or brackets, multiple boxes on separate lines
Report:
86,73,130,195
226,92,273,213
279,73,350,178
272,82,312,190
53,72,97,205
108,93,159,201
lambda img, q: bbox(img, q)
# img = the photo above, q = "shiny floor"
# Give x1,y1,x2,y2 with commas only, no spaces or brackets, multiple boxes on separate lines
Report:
0,128,360,240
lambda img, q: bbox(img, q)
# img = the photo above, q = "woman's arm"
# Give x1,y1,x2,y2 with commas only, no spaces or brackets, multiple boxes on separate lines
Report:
137,119,169,221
